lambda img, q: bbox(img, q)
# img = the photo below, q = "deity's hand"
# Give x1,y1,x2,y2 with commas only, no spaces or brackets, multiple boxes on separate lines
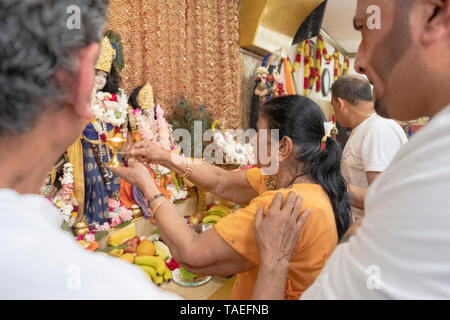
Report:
111,158,154,190
131,139,169,165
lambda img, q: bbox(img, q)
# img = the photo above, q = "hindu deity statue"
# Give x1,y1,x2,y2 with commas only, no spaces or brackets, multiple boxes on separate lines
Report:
250,50,285,129
80,31,128,224
121,84,185,218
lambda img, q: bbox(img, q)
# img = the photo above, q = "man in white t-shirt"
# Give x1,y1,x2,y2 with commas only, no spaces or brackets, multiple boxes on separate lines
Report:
331,75,408,220
252,0,450,299
0,0,179,299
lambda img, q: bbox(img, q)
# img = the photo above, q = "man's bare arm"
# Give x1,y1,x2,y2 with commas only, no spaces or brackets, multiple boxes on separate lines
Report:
348,171,381,209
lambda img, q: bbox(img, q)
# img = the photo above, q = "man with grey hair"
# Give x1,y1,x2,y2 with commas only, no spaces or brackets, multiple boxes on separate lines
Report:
331,75,407,220
0,0,178,299
253,0,450,299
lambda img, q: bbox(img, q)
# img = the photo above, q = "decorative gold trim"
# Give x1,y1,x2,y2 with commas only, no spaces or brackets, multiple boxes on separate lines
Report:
95,37,116,73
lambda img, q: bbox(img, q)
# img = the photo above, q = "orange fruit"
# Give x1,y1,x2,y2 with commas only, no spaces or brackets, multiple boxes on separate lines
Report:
136,241,156,256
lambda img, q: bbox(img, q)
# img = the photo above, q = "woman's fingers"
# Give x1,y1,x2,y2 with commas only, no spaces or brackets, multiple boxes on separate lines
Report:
281,191,297,216
131,147,145,155
291,194,304,220
254,206,264,231
267,192,283,214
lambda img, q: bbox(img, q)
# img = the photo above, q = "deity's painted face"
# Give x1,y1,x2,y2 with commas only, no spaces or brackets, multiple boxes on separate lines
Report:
94,70,108,91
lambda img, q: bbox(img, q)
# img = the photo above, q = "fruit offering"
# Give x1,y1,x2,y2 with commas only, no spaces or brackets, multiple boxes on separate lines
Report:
136,239,156,256
107,223,136,246
201,205,230,224
104,235,173,286
135,255,172,286
123,236,141,254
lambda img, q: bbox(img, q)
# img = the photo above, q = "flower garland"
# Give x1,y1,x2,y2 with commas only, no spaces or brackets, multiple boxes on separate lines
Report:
213,130,255,166
297,37,348,95
303,40,316,96
332,49,342,82
314,35,332,93
343,55,350,75
292,41,304,73
166,184,188,202
91,88,128,127
51,163,78,227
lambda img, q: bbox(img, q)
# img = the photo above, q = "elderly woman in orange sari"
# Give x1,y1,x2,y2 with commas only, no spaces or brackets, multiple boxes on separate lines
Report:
113,95,351,300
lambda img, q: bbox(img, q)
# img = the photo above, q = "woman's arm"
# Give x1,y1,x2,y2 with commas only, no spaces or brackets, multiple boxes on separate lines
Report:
113,160,255,276
131,140,258,205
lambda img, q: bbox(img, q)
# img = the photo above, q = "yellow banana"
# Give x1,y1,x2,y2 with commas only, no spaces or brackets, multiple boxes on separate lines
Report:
208,206,230,216
135,255,166,275
202,215,221,224
138,265,155,281
155,274,164,285
163,266,172,282
207,210,226,218
138,265,163,286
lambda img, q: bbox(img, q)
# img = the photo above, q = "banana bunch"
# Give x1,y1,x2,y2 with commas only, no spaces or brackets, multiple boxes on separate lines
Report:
136,255,172,286
202,205,230,224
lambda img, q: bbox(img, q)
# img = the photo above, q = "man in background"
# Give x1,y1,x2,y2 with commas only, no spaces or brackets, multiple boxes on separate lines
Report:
331,75,407,219
0,0,178,299
253,0,450,299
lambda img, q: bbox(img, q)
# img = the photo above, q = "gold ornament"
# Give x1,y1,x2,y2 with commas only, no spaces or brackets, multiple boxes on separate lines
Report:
95,37,116,73
331,126,339,136
131,204,144,219
137,83,155,110
105,133,127,169
264,176,277,191
73,222,89,236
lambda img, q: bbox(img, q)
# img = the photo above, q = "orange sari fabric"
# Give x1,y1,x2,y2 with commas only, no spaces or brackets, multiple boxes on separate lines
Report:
214,168,338,300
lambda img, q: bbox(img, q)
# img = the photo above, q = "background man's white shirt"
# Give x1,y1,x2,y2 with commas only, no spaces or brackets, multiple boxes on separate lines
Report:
302,105,450,299
0,190,180,299
342,113,408,219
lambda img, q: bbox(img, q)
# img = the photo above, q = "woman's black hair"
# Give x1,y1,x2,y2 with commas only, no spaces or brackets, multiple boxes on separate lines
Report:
128,85,143,110
102,64,122,94
261,95,351,239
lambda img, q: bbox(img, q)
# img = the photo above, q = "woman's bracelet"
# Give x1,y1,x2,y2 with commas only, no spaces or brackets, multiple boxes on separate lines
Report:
148,193,165,206
180,157,193,179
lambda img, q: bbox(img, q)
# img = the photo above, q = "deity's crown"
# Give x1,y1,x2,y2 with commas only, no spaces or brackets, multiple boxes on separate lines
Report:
137,83,155,110
95,37,116,73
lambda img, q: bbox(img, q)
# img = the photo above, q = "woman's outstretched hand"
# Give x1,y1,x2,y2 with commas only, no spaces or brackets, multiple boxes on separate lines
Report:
111,158,153,191
254,192,311,265
131,140,170,164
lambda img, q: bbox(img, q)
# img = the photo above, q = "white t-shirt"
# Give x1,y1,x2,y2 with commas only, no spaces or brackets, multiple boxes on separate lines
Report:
342,113,408,219
302,105,450,299
0,189,180,300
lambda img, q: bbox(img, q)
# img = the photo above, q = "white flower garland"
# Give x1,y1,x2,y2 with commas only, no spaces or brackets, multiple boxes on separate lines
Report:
213,131,256,166
91,88,128,127
53,163,78,226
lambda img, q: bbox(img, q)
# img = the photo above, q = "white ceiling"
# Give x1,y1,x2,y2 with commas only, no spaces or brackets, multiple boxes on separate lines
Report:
321,0,361,54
